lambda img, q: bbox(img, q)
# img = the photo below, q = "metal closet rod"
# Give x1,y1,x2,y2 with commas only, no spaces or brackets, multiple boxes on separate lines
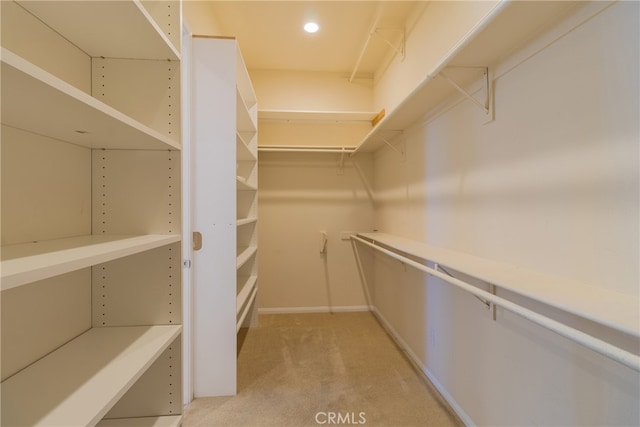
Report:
351,235,640,373
258,145,356,153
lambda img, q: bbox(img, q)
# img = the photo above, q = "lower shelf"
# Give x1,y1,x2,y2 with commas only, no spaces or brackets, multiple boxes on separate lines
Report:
236,246,258,269
237,275,258,315
237,284,258,333
97,415,182,427
1,325,182,426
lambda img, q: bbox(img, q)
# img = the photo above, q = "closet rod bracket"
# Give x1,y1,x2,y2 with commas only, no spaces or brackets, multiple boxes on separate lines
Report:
376,132,405,161
439,66,493,122
435,263,497,320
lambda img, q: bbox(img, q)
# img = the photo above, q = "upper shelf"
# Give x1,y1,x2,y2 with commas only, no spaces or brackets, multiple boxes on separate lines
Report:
259,110,379,124
1,234,181,291
356,233,640,338
1,48,181,150
353,0,583,153
16,0,180,60
1,325,181,426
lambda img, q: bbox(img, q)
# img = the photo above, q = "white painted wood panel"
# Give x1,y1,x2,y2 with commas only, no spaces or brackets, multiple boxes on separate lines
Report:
92,243,181,327
103,340,181,419
0,125,91,246
0,270,91,381
190,35,259,396
91,57,181,143
92,150,180,235
191,36,239,397
139,0,182,55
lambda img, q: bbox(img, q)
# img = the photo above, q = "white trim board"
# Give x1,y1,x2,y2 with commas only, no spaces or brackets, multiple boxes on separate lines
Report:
258,305,372,315
370,307,474,427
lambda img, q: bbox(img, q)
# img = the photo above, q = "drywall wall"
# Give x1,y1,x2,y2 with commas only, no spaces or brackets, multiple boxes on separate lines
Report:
258,152,374,312
370,1,639,425
182,1,223,35
251,69,373,112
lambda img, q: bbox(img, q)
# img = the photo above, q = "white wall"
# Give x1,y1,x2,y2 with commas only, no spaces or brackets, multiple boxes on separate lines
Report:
251,69,373,112
373,0,500,113
258,152,374,312
370,1,639,425
182,1,223,35
254,68,376,312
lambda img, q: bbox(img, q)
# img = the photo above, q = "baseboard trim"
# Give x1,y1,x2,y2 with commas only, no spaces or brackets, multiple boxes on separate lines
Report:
258,305,373,314
370,307,475,427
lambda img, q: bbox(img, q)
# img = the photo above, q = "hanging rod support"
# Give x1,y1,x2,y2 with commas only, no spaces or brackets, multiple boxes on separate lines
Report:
436,263,492,310
439,67,490,114
375,132,405,160
338,147,346,175
371,28,405,59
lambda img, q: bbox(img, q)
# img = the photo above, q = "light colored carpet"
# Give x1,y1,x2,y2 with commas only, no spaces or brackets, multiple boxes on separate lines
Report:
183,312,462,427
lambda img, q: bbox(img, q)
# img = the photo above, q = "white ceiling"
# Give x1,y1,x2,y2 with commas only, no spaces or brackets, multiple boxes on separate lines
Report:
208,1,424,76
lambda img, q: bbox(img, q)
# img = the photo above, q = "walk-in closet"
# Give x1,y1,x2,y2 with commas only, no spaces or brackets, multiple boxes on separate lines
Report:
1,1,638,426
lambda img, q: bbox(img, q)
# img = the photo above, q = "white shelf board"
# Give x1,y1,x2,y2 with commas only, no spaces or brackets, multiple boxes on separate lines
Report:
97,415,182,427
1,48,181,150
237,132,257,161
354,1,583,153
237,217,258,227
237,275,258,315
237,246,258,270
258,145,357,154
237,284,258,332
237,89,257,134
259,109,378,123
1,325,182,427
357,233,640,338
237,177,258,192
1,234,181,291
17,0,180,61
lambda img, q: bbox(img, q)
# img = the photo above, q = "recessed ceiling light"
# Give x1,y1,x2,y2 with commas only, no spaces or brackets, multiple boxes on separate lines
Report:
304,22,319,33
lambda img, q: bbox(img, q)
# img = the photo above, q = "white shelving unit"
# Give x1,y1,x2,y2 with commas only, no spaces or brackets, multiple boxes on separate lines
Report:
236,61,259,333
353,1,583,154
190,35,258,397
2,326,181,426
1,1,182,425
356,233,640,338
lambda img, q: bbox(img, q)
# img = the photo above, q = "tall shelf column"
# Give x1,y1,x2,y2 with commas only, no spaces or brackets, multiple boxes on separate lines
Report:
190,35,258,397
